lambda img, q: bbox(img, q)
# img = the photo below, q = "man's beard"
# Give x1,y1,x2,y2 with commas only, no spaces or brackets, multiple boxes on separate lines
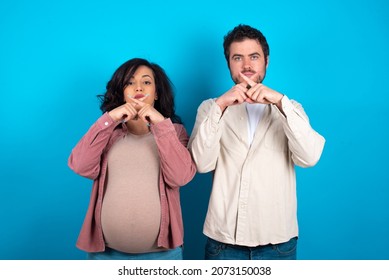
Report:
232,72,266,84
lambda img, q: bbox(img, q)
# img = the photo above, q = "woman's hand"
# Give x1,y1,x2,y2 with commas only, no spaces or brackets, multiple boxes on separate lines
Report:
129,98,165,125
108,102,139,122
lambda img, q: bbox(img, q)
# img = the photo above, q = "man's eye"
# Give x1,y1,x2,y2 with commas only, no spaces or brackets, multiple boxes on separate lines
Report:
251,55,259,60
233,56,241,61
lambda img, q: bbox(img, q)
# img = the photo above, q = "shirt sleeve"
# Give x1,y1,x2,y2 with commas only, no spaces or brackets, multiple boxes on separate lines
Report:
188,99,223,173
275,95,326,167
151,118,197,188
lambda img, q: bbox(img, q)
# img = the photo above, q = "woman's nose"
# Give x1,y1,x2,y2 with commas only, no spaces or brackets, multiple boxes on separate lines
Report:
135,83,143,91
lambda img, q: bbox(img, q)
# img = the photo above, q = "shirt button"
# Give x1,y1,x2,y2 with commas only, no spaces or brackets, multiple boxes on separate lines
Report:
104,121,109,126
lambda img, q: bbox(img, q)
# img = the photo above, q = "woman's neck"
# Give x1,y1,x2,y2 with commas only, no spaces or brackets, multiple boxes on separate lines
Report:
126,119,150,135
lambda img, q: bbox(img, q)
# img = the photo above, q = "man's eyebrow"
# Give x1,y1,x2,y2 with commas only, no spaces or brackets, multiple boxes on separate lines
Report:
231,52,261,57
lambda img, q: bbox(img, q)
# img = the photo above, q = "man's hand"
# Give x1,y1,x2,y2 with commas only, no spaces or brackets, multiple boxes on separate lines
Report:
240,73,284,108
215,83,252,112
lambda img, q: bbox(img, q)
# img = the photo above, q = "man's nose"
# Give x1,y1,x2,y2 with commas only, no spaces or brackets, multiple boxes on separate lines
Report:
243,57,252,69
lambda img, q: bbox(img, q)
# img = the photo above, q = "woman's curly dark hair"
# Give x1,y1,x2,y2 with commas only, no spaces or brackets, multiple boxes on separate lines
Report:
98,58,182,124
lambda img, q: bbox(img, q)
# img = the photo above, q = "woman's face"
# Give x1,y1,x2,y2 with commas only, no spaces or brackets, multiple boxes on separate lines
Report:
123,65,157,106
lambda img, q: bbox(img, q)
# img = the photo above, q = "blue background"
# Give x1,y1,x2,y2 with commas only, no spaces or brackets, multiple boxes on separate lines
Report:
1,0,388,260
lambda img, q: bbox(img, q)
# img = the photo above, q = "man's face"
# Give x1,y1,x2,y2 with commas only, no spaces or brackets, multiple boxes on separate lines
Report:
228,38,269,85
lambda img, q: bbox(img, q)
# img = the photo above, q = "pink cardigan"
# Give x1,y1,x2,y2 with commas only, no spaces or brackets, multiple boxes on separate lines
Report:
68,113,196,252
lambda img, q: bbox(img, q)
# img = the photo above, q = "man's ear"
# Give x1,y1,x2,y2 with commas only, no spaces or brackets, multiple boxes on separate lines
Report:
266,56,270,69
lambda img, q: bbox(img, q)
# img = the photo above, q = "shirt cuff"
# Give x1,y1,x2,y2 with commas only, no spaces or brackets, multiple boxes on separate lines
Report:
272,95,293,118
210,99,223,123
281,95,294,114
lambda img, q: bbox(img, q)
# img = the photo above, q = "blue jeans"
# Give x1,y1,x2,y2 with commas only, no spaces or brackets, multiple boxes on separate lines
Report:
205,237,297,260
87,246,183,260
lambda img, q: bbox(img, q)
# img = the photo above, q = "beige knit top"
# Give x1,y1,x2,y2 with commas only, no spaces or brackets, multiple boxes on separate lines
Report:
101,132,163,253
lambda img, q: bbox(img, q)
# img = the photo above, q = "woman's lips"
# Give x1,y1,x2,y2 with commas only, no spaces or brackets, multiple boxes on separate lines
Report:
134,94,145,99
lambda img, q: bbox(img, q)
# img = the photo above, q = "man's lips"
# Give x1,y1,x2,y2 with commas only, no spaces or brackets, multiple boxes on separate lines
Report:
242,71,255,77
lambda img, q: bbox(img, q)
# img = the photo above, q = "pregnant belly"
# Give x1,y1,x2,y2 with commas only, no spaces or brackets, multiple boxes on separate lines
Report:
101,194,162,253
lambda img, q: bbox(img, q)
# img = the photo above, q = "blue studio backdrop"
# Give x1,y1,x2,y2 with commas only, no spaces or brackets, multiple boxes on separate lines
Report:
1,0,388,260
